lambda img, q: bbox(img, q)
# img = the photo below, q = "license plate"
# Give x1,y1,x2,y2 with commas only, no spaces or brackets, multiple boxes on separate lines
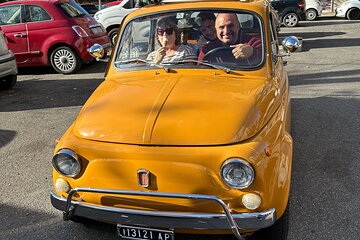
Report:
117,224,174,240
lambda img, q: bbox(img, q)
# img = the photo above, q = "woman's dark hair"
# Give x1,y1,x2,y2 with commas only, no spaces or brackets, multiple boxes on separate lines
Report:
156,17,181,46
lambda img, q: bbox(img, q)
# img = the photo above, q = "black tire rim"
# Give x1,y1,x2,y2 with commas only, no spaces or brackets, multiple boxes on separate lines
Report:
348,9,360,20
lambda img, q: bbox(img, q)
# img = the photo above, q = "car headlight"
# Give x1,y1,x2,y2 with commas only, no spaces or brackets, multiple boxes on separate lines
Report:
52,149,81,177
220,158,254,189
94,12,102,21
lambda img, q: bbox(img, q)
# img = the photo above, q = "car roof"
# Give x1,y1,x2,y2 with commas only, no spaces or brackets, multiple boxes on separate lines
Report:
0,0,73,6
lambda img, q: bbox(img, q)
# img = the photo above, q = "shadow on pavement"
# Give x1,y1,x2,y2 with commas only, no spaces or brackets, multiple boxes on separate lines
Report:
0,129,16,148
279,31,346,39
289,96,360,239
298,18,359,27
0,78,102,112
301,38,360,51
17,61,107,75
289,69,360,86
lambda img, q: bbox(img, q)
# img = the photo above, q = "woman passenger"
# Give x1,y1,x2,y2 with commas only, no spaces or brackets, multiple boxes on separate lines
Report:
147,17,196,64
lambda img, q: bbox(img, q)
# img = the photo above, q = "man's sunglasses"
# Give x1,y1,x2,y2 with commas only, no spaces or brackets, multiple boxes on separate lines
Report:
157,28,174,35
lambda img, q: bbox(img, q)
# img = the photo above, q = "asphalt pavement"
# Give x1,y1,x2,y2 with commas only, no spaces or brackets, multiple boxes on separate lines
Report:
0,18,359,240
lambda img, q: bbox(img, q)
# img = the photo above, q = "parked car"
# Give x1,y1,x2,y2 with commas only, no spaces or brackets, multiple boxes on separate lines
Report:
80,3,99,16
0,0,111,74
305,0,323,20
335,0,360,20
94,0,139,45
51,0,300,239
104,0,123,7
270,0,306,27
0,29,17,90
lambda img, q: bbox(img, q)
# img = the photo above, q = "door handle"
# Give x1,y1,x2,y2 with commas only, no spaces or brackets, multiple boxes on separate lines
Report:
14,33,27,38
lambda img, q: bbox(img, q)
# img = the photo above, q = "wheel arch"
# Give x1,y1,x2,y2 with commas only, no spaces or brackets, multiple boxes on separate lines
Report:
106,24,121,33
346,7,360,20
306,7,319,15
281,10,300,22
47,43,82,64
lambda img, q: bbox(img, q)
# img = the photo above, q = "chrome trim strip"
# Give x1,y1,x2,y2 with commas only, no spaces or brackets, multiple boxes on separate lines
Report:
51,189,276,240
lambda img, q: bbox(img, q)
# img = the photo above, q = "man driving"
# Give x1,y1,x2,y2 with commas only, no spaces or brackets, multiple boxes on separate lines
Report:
198,13,261,63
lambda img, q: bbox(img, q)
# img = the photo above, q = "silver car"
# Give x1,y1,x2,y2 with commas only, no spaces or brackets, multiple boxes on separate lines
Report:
0,29,17,90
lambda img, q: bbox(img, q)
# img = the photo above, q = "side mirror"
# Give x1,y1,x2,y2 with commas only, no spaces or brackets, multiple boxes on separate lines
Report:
88,44,109,62
272,36,301,58
282,36,300,53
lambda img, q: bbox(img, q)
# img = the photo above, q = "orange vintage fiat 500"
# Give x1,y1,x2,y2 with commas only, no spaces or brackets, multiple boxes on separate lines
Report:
51,0,299,239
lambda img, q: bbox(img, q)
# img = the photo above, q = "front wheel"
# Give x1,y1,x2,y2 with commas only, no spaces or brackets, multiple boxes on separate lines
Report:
283,12,299,27
346,8,360,20
306,9,317,21
50,46,81,74
0,75,17,90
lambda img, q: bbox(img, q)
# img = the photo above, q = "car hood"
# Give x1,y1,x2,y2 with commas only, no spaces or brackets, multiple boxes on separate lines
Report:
73,73,279,145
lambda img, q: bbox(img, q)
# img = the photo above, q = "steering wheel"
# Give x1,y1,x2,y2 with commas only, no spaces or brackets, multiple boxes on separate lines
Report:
202,46,251,66
202,46,233,61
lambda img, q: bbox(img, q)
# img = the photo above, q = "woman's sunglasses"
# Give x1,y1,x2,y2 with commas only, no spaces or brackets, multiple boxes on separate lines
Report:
157,28,174,35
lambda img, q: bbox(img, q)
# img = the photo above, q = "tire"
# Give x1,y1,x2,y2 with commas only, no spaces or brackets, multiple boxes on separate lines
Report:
252,204,289,240
0,74,17,90
50,46,82,74
306,9,317,21
346,8,360,20
108,28,119,46
283,12,299,27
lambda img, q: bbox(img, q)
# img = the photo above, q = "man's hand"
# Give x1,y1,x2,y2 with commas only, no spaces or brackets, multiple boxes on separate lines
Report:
154,47,166,64
230,44,254,59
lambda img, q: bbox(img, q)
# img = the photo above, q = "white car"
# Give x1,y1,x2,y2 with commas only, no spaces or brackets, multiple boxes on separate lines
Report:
94,0,139,45
305,0,323,21
336,0,360,20
0,30,17,90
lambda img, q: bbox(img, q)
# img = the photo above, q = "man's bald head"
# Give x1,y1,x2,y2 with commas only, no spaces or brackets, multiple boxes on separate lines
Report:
215,13,240,45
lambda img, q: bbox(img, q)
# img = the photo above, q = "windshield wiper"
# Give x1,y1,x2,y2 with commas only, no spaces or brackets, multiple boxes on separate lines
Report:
162,59,231,74
114,59,148,64
114,59,170,72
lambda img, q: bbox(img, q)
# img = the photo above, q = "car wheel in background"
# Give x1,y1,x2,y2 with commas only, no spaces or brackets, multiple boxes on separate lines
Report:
283,12,299,27
346,8,360,20
306,9,317,21
0,75,17,90
50,46,82,74
108,28,119,46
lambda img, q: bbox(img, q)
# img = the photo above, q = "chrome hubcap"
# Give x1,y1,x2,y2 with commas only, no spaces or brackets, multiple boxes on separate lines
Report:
53,49,75,72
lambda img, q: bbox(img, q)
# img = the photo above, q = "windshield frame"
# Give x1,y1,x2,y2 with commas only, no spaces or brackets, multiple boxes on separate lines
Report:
112,8,266,72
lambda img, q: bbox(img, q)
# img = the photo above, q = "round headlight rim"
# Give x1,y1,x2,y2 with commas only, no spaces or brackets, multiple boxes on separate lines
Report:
52,148,81,178
220,157,255,190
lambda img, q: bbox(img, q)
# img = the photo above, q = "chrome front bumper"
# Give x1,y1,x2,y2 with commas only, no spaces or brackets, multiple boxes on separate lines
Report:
51,188,276,240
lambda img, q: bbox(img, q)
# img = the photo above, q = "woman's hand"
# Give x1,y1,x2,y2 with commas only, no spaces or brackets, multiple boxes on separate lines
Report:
154,47,166,64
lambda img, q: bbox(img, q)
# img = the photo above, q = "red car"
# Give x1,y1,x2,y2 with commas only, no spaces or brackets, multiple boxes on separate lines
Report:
0,0,111,74
104,1,123,7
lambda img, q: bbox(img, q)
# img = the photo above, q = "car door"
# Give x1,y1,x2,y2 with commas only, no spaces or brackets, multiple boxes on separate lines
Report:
0,4,30,63
23,4,52,65
270,0,286,17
